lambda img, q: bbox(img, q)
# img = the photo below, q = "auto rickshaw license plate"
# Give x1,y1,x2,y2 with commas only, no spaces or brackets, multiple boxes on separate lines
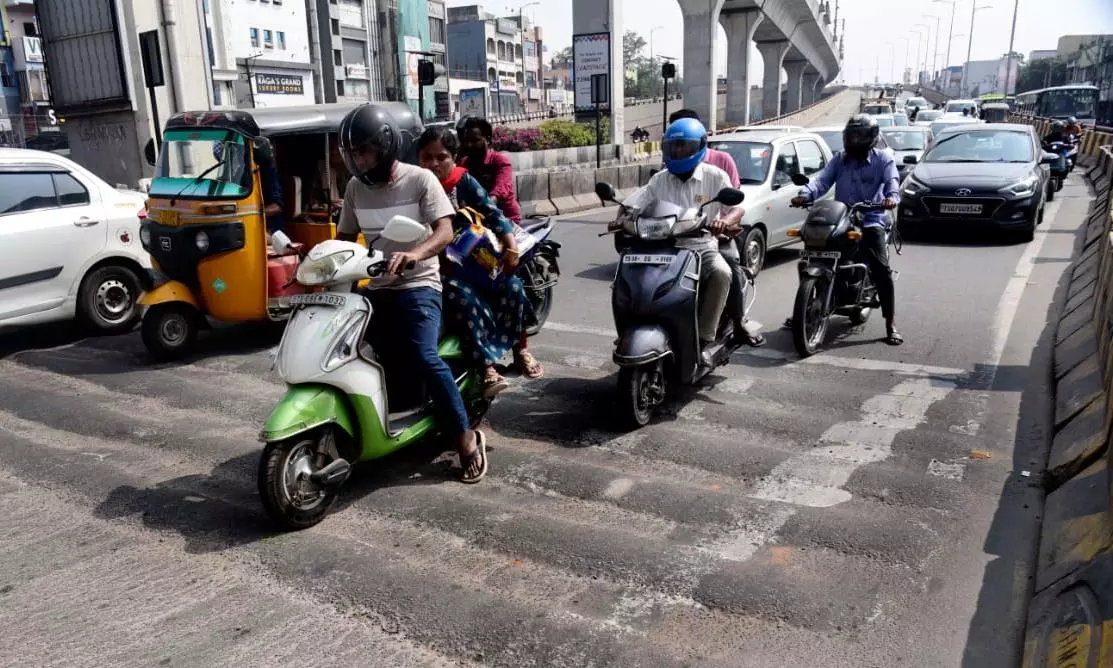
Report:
157,209,181,226
289,293,346,307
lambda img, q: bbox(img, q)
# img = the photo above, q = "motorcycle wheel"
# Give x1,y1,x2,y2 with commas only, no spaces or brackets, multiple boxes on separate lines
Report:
258,429,342,531
792,275,830,358
1047,178,1057,201
617,362,663,431
525,285,553,336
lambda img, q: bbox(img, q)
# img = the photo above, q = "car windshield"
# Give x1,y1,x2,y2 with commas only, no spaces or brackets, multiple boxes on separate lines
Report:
815,130,843,153
865,105,890,114
709,140,773,185
923,130,1033,163
916,110,943,122
930,121,973,138
875,116,894,127
881,129,927,150
945,101,975,113
907,97,928,107
150,129,251,199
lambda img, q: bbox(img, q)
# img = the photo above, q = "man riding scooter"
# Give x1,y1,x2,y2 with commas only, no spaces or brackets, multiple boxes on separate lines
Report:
620,118,743,364
335,103,490,484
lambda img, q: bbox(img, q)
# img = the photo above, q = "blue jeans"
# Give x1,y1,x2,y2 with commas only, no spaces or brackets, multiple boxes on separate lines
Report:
364,287,469,437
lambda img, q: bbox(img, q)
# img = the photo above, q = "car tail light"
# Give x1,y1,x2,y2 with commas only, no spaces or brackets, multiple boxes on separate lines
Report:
138,207,147,220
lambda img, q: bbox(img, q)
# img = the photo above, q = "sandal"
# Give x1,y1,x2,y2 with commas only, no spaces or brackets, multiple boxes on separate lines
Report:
515,350,544,379
460,430,488,484
482,369,510,399
885,328,904,346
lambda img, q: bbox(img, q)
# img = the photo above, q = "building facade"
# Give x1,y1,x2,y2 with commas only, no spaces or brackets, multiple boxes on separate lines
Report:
3,0,57,147
446,5,530,116
428,0,449,118
313,0,386,104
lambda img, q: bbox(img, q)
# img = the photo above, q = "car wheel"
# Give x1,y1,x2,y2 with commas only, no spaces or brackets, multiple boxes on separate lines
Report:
77,264,142,334
740,227,766,277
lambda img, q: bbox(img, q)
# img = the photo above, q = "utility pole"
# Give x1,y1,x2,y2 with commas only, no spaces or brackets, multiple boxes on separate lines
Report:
1003,0,1019,94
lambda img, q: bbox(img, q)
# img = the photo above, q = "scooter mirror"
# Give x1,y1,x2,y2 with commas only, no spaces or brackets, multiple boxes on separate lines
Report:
270,230,294,255
902,154,919,165
1040,151,1059,165
382,215,429,244
790,173,810,187
595,182,618,203
714,187,744,206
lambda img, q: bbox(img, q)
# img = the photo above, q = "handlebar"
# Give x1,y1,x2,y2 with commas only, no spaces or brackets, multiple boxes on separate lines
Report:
367,259,417,278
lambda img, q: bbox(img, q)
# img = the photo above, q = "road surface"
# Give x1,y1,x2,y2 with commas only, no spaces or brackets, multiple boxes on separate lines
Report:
0,99,1078,666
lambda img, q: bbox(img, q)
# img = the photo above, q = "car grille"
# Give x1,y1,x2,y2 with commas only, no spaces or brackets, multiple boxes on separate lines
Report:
922,196,1006,217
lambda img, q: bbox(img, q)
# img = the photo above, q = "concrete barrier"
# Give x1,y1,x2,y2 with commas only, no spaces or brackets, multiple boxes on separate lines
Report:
617,163,643,200
515,172,555,218
1022,145,1113,668
547,171,578,215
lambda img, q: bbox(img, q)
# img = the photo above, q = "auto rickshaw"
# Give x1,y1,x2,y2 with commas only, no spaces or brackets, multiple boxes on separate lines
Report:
979,102,1011,123
137,102,422,360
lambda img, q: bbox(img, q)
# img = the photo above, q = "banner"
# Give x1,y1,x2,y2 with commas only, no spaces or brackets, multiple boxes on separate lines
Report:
573,32,611,111
256,73,303,95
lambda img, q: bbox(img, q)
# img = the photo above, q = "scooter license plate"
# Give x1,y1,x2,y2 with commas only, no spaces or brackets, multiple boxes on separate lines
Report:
799,250,841,259
289,293,346,307
623,254,675,265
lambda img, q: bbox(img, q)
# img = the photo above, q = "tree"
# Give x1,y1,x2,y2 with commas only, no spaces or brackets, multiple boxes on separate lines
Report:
623,30,647,65
551,47,572,69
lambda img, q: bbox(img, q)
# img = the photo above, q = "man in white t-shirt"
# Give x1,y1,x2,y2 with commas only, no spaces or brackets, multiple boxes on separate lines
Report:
335,104,489,484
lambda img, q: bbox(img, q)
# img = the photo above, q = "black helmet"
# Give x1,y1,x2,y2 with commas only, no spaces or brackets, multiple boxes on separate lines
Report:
843,114,879,156
1051,120,1067,132
1067,116,1078,125
338,104,402,185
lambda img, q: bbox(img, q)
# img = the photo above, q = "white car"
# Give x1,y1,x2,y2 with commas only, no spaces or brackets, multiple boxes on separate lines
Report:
943,99,978,117
0,148,151,333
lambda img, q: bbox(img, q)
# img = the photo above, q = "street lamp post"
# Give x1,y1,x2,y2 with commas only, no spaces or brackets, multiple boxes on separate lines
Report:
961,4,994,96
1003,0,1020,95
934,0,957,86
897,37,911,85
921,13,941,85
519,2,540,112
649,25,664,97
887,42,896,83
914,24,930,85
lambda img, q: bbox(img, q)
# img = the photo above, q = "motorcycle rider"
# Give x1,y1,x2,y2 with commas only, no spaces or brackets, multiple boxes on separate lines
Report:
789,114,904,346
620,118,743,361
667,108,763,347
335,103,490,484
1065,116,1084,140
1043,120,1072,173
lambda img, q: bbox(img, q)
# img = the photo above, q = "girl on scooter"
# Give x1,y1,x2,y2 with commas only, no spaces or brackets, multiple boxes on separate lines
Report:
418,126,542,397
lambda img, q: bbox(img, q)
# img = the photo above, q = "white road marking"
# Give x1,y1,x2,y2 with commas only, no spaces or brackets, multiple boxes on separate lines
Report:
741,347,964,376
750,375,959,508
544,321,616,338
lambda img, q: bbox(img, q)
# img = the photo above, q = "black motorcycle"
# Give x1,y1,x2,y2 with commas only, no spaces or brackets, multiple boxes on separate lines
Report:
788,173,890,357
595,182,751,428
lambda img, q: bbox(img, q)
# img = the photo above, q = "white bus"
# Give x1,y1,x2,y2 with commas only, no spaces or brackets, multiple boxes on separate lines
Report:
1013,84,1100,126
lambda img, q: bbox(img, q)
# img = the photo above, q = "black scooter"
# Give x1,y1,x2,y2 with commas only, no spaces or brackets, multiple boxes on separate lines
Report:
787,173,890,357
595,182,755,429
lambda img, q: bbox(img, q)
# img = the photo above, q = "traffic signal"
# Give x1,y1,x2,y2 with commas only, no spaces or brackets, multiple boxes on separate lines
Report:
418,60,444,86
661,62,676,80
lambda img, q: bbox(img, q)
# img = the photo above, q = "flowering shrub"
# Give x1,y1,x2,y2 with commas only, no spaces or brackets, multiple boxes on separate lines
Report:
490,119,612,151
492,126,545,152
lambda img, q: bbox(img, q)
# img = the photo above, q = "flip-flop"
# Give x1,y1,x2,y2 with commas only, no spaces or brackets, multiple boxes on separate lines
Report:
515,351,544,379
460,430,488,484
885,330,905,346
483,373,510,399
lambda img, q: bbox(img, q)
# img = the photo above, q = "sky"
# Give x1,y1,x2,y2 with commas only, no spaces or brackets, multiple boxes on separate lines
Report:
447,0,1113,85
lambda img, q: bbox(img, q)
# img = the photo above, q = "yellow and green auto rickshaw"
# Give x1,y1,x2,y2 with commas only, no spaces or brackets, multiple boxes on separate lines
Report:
137,102,421,360
979,102,1011,123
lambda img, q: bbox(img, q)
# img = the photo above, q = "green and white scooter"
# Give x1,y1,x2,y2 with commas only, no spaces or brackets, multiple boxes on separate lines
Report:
259,216,490,530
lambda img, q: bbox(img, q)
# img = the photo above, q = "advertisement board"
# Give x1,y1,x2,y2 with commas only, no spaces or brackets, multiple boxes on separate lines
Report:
459,88,487,118
256,73,304,95
573,32,611,112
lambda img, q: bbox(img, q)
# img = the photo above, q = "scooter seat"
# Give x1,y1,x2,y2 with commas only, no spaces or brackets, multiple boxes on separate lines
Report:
521,217,551,235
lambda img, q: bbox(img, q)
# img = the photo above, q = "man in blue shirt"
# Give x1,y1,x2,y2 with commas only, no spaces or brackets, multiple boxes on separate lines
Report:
790,114,904,345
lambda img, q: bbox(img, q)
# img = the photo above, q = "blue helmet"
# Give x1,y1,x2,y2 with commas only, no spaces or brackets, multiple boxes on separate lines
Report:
662,118,707,175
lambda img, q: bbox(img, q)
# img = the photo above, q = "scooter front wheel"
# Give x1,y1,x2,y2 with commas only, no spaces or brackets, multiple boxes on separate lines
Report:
792,275,830,358
258,429,344,531
617,362,664,431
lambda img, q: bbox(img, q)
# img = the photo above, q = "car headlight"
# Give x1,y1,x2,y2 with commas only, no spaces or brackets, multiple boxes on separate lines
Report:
139,224,151,248
1001,176,1038,198
322,310,364,372
902,178,928,197
195,230,210,252
296,250,354,286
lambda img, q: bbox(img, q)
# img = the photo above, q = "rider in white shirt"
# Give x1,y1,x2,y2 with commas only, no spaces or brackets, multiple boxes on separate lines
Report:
622,118,743,358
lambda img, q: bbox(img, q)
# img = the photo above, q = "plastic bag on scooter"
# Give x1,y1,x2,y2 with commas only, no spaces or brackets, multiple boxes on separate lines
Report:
444,207,536,290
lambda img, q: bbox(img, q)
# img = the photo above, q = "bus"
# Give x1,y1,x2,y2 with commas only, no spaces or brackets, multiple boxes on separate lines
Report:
1013,84,1100,126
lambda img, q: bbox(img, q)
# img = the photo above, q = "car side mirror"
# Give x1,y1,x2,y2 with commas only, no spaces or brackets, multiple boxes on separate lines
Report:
1040,151,1059,165
595,182,618,204
903,154,918,165
713,187,744,206
144,138,157,167
382,215,429,244
790,172,810,186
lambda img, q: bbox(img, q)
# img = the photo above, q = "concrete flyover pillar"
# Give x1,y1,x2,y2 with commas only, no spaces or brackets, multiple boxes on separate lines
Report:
719,10,763,127
572,0,624,144
802,71,823,106
783,60,809,113
677,0,726,131
756,40,789,119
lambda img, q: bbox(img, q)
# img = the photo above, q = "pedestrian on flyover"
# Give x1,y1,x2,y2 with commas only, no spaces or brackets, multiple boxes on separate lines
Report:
417,125,542,394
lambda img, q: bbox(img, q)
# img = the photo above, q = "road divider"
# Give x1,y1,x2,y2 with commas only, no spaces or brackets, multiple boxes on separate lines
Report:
1023,144,1113,668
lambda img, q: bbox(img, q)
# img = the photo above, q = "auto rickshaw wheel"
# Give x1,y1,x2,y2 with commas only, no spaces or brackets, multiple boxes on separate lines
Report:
142,303,199,362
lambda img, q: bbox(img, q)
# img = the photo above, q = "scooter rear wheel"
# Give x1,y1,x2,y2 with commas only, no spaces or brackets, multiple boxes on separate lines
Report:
259,429,342,531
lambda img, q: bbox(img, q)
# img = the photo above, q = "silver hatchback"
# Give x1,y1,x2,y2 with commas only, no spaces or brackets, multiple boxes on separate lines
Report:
708,130,835,276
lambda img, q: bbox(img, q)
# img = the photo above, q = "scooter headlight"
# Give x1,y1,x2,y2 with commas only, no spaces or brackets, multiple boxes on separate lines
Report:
195,230,210,252
296,250,355,286
322,310,365,372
